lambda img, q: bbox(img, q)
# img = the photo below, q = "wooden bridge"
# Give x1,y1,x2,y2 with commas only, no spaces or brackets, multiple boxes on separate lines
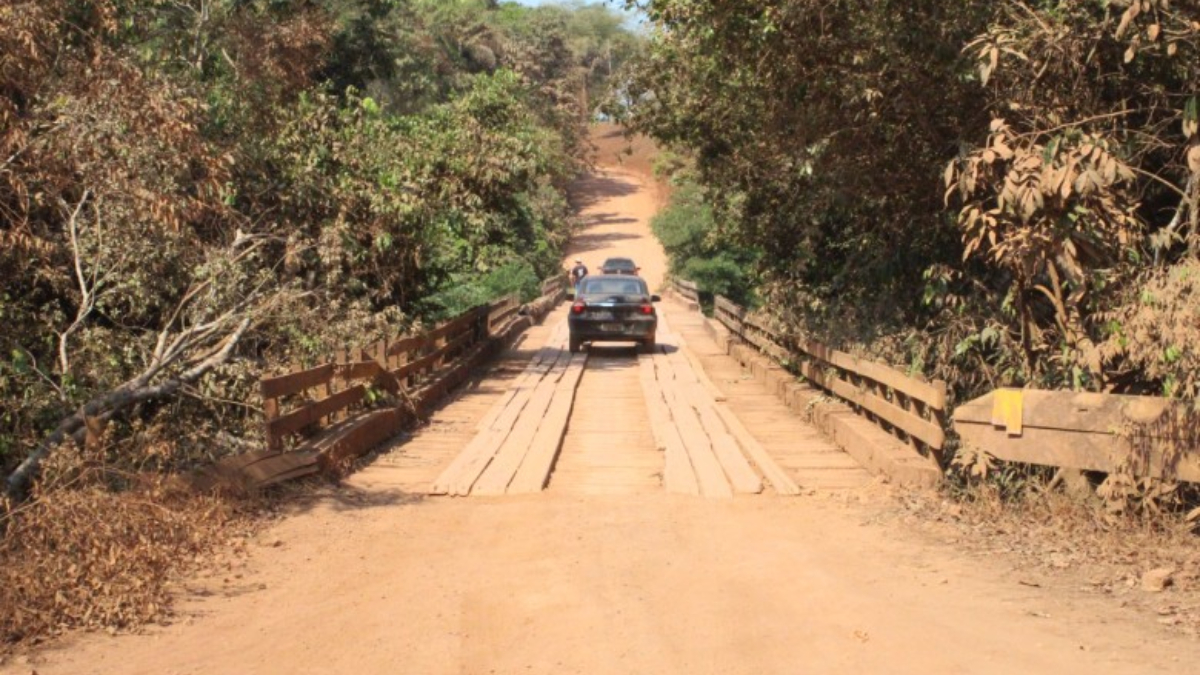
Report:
228,274,1197,499
283,283,945,499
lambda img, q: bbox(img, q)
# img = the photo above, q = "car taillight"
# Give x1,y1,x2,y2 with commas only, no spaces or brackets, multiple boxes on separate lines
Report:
640,304,654,315
572,301,586,314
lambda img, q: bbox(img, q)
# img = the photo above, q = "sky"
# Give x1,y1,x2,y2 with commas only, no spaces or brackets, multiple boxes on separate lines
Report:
510,0,647,28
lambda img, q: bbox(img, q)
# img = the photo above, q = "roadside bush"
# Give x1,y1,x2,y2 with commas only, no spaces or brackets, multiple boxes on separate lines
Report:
421,260,541,319
0,0,640,648
651,178,759,308
680,254,755,308
624,0,1200,406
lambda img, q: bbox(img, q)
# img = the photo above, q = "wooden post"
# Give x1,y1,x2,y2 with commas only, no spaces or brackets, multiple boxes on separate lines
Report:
930,380,949,464
321,361,334,427
867,376,889,437
263,379,281,452
434,326,447,370
901,391,923,455
334,348,348,422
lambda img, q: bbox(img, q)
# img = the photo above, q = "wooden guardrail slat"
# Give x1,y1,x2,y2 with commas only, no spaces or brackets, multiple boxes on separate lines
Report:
827,377,946,449
387,334,427,358
393,329,476,381
673,278,700,303
714,293,947,452
269,385,367,439
337,360,383,381
542,276,563,297
261,363,336,400
256,279,565,483
801,341,946,410
425,305,485,343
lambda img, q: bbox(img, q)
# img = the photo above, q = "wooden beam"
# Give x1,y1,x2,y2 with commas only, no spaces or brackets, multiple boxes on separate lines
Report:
451,352,562,496
675,334,727,402
711,402,801,496
953,390,1176,432
387,334,426,359
956,422,1200,483
801,340,946,410
239,452,320,489
268,385,365,439
261,363,335,400
654,335,732,498
428,331,565,496
507,352,589,494
312,408,405,469
474,322,567,432
665,347,762,494
425,305,487,343
337,360,382,382
638,350,699,495
827,377,946,450
472,351,572,495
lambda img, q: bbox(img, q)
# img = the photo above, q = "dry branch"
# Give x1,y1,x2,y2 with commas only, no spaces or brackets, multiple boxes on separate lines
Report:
4,319,252,500
56,190,94,377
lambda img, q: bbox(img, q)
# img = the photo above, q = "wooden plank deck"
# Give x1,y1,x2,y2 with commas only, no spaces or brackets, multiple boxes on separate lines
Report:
548,342,663,496
360,298,868,499
663,299,872,492
345,319,561,495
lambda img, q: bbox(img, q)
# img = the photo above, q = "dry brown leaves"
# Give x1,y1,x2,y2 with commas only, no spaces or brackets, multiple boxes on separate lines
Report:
1099,260,1200,399
0,446,252,651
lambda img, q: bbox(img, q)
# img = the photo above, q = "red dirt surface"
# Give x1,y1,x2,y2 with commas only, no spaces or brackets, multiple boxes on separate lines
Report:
5,135,1200,675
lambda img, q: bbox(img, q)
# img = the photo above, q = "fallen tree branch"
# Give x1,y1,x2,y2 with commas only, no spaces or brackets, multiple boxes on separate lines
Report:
56,190,94,377
3,318,251,501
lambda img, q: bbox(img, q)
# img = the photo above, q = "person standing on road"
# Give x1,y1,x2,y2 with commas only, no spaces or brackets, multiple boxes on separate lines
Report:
569,258,588,293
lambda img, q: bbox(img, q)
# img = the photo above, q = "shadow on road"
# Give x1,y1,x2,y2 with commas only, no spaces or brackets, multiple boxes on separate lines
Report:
276,481,426,518
582,343,677,364
570,231,641,254
569,172,639,210
583,212,638,227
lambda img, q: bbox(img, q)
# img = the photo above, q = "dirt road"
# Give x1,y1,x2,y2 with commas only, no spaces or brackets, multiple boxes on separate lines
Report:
9,167,1199,675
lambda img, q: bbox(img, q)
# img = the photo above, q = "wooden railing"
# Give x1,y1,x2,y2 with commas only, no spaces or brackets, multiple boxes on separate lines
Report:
671,278,700,305
954,390,1200,483
542,275,565,298
260,303,492,453
253,278,565,478
710,292,949,457
488,294,521,333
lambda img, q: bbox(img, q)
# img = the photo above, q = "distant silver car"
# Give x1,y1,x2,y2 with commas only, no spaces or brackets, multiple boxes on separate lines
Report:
568,276,659,353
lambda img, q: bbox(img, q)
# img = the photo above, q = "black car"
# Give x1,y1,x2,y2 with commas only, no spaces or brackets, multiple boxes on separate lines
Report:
599,256,640,275
568,276,659,353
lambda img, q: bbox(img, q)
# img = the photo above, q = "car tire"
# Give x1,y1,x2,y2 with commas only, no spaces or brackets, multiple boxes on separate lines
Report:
569,335,582,353
640,336,656,354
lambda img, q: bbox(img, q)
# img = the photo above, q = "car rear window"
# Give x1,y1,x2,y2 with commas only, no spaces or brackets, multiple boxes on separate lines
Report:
581,278,647,295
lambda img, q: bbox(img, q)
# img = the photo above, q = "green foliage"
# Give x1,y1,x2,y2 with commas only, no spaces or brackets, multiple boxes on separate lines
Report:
0,0,640,482
624,0,1200,403
680,255,754,307
652,177,759,307
652,182,714,265
422,260,540,319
